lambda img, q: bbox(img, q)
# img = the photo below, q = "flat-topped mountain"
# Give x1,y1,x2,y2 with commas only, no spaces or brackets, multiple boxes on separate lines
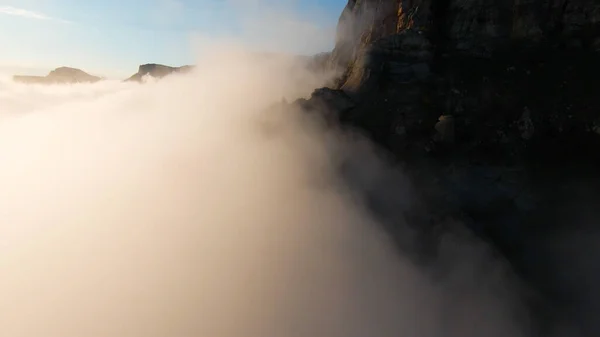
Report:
11,53,328,85
124,53,330,83
125,64,194,82
13,67,101,84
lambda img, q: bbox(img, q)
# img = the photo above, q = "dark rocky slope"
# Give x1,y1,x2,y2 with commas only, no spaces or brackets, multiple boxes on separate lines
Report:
13,67,101,84
292,0,600,335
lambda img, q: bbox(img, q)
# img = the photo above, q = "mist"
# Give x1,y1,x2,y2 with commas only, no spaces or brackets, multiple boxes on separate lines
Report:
0,26,537,337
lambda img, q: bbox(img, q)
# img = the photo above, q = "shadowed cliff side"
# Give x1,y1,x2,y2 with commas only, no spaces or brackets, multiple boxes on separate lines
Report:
292,0,600,335
330,0,600,94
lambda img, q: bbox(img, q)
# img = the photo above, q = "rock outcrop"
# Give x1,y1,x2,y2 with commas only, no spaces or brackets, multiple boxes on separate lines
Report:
13,67,101,84
125,63,194,82
293,0,600,334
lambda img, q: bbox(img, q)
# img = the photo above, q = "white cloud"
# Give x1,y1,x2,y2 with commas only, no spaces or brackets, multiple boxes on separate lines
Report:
0,46,527,337
0,5,71,23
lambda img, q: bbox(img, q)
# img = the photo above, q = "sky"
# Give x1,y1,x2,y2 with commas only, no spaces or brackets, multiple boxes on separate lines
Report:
0,0,347,78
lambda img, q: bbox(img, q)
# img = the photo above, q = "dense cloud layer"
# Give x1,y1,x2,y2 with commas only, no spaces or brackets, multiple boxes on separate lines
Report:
0,43,536,337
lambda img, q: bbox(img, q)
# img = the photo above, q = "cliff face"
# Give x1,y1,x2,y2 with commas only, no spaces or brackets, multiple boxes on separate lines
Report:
333,0,600,61
295,1,600,334
307,0,600,155
331,0,600,91
310,0,600,157
13,67,101,84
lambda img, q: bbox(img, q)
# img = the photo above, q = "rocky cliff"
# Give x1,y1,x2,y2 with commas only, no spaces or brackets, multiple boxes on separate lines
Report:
309,0,600,159
125,63,194,82
294,0,600,334
13,67,101,84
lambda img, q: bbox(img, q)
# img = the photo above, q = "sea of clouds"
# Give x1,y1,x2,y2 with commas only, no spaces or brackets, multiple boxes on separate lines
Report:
0,40,542,337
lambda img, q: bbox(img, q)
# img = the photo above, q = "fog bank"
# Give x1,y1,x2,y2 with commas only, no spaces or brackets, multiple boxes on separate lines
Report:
0,44,531,337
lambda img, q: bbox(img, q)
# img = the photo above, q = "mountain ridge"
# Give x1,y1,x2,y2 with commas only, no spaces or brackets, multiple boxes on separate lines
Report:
11,51,329,84
12,66,102,84
124,63,194,82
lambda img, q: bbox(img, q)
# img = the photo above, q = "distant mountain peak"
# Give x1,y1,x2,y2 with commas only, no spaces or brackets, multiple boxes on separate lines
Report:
125,63,194,82
13,67,101,85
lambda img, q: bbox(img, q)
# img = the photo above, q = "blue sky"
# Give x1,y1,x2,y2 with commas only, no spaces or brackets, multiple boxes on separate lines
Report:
0,0,346,78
